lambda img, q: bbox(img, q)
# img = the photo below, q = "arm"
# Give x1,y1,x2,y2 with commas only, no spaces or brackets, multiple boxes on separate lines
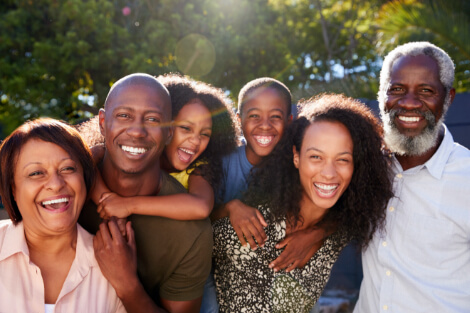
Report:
269,223,335,272
89,145,111,205
212,199,268,250
160,298,202,313
97,174,214,220
93,218,167,313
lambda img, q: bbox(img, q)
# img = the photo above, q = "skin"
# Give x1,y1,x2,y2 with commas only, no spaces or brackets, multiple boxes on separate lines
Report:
94,100,214,221
239,88,292,165
96,81,202,312
162,99,212,172
292,121,354,226
13,139,86,304
385,54,455,170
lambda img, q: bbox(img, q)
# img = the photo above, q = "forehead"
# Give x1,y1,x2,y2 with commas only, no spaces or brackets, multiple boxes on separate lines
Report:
16,139,71,165
390,55,441,84
242,88,289,113
302,121,352,148
177,100,211,118
107,84,171,117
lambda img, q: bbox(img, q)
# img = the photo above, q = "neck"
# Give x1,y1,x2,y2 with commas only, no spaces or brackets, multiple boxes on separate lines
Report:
101,156,162,197
396,129,444,171
291,196,329,231
24,225,77,257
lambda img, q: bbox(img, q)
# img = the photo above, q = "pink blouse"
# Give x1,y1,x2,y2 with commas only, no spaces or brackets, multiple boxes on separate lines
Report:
0,220,126,313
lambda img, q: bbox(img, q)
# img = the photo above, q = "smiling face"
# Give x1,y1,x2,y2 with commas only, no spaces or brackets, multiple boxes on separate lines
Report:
382,54,453,155
163,99,212,172
239,88,291,165
13,139,87,236
293,121,354,217
99,83,172,175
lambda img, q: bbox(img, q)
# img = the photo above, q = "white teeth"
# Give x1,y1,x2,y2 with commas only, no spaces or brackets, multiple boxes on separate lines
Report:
121,145,148,155
314,183,338,195
398,116,420,122
180,148,195,155
42,198,68,206
254,136,273,145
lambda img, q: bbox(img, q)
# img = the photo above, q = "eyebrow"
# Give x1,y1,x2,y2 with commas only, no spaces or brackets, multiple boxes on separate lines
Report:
23,158,74,169
113,106,163,115
245,108,285,114
306,147,353,155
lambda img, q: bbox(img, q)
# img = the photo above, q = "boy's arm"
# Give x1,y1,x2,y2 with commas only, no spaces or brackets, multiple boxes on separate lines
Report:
270,223,335,272
89,145,111,205
160,298,202,313
211,199,268,250
98,174,214,220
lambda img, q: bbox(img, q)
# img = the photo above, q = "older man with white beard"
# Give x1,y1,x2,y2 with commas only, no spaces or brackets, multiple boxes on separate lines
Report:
354,42,470,313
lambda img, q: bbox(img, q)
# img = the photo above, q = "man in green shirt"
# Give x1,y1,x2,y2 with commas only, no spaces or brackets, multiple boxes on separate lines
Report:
79,73,212,313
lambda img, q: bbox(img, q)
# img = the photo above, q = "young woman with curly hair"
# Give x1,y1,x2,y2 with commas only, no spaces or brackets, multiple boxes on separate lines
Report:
90,73,239,221
212,94,393,313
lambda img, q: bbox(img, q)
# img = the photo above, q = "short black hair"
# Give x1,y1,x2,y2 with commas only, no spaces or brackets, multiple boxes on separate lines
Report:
238,77,292,116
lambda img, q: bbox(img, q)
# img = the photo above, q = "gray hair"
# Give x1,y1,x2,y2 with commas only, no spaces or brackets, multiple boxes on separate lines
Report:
378,41,455,109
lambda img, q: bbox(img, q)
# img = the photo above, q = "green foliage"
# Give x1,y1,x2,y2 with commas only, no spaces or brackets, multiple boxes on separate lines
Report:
375,0,470,92
1,0,469,137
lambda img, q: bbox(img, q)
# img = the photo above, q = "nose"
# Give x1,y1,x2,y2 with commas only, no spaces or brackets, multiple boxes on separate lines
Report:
398,92,423,110
259,117,273,130
321,161,337,180
188,134,201,146
126,121,148,138
45,172,66,191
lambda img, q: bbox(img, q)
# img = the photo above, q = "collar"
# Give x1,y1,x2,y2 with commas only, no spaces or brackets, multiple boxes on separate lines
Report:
0,221,97,272
391,124,454,179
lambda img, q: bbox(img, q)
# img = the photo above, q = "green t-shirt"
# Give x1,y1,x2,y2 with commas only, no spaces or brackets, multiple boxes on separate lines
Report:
79,171,213,302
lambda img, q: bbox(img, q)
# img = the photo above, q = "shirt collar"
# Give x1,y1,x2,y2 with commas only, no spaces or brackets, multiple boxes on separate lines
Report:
0,221,30,262
0,221,97,270
391,124,454,179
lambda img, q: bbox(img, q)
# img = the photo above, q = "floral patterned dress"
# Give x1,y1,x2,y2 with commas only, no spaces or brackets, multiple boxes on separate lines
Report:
213,206,349,313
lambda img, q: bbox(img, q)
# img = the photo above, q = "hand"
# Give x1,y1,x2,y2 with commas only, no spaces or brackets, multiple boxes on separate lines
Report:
93,217,138,298
227,199,268,250
97,192,133,219
269,226,325,273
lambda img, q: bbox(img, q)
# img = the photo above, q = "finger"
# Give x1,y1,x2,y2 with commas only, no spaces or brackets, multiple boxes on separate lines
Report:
285,260,300,273
108,218,125,244
233,226,248,247
126,221,136,253
255,210,268,227
251,219,267,246
275,236,292,249
98,221,113,245
242,226,259,250
99,192,112,203
93,229,104,250
269,250,290,269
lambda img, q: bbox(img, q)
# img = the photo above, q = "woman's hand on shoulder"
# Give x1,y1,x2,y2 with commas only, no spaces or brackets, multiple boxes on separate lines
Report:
227,199,268,250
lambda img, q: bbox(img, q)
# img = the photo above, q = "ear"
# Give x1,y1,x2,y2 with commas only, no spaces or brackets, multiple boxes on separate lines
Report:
237,112,242,124
293,145,299,169
287,114,293,124
449,88,456,105
98,109,106,137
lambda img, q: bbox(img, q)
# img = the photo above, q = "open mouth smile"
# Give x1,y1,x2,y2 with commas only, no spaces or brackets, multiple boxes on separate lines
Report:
177,147,196,163
254,135,274,146
314,183,339,196
41,197,70,212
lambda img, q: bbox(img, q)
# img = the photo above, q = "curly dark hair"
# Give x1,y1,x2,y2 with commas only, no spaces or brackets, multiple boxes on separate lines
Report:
156,73,239,192
244,94,393,249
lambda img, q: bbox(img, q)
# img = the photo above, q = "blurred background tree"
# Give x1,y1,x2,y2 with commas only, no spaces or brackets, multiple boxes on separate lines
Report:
1,0,469,137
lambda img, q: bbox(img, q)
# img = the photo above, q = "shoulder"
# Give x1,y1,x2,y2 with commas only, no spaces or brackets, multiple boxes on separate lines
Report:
0,220,12,249
160,171,187,195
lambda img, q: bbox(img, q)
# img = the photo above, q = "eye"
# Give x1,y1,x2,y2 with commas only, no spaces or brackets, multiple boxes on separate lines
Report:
271,114,282,120
249,114,260,119
147,117,161,123
310,155,321,160
179,125,191,132
201,132,211,138
60,166,77,173
28,171,44,177
116,113,130,119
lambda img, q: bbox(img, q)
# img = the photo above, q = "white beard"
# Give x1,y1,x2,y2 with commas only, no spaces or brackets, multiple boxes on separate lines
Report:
381,94,451,156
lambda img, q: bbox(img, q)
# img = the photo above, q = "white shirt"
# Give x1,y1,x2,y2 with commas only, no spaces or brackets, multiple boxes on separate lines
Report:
355,125,470,313
0,221,126,313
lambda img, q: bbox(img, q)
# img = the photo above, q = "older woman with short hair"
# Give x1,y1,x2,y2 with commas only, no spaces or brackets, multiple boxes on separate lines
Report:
0,118,125,312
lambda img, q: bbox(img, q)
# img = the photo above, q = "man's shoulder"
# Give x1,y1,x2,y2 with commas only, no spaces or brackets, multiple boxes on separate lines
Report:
159,170,187,196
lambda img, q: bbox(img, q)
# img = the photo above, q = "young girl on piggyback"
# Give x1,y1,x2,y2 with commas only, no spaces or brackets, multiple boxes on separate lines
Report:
89,73,238,221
